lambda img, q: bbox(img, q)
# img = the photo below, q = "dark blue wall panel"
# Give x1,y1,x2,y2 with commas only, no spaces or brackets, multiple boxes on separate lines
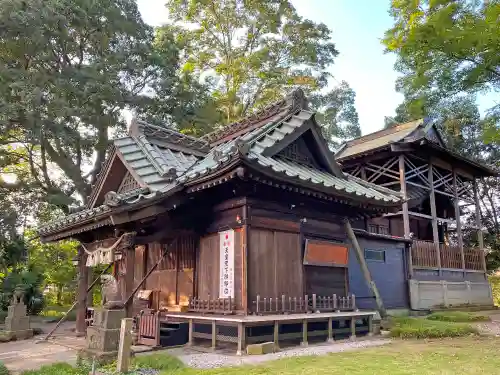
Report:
348,238,409,309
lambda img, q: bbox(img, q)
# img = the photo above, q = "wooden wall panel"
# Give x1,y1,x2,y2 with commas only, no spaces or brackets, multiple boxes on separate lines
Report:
275,231,303,297
197,233,219,299
197,230,243,309
305,266,346,296
134,245,146,289
143,236,196,309
248,228,302,305
146,270,176,310
248,229,274,300
177,270,194,306
233,229,243,309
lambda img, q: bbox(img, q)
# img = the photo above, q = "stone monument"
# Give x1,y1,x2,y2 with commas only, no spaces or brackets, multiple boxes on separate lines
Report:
78,275,126,364
4,287,33,340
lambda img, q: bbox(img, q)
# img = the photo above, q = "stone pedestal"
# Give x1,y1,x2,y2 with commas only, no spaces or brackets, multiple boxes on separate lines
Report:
4,298,33,340
77,308,125,365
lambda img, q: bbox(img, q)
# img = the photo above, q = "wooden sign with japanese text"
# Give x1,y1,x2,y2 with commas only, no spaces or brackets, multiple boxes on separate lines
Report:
219,230,235,298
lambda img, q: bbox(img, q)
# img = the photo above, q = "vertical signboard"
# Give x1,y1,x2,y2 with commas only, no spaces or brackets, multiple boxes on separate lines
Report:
219,229,235,298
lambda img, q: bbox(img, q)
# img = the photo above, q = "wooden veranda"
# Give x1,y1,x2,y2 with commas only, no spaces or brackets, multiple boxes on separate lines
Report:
136,308,376,355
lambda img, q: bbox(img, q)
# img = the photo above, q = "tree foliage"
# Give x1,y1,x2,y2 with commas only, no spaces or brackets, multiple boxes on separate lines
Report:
383,0,500,118
0,0,216,209
27,233,78,305
160,0,360,145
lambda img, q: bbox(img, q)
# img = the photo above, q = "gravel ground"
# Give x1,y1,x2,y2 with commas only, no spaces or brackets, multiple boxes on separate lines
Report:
475,312,500,336
165,338,391,369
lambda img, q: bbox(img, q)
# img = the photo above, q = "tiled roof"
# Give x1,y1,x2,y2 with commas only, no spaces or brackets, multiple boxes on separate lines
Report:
249,155,401,203
38,188,156,235
201,89,308,145
38,89,403,239
180,105,402,204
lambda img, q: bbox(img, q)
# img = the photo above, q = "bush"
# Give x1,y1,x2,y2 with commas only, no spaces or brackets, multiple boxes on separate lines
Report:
20,363,84,375
0,269,45,315
426,311,490,323
132,353,184,371
390,317,479,339
489,275,500,306
0,311,7,324
0,361,10,375
43,291,75,307
40,306,76,322
98,353,184,374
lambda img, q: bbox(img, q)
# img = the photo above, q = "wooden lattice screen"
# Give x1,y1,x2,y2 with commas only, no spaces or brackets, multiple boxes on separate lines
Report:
277,138,318,167
117,171,141,194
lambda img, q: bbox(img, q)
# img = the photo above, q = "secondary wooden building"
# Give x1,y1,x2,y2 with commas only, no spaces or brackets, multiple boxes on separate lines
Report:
336,119,496,309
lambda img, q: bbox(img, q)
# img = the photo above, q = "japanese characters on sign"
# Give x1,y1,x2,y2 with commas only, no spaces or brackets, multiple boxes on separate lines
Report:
219,229,235,298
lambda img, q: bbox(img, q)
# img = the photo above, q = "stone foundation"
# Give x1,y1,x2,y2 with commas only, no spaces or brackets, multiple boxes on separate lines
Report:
77,308,125,365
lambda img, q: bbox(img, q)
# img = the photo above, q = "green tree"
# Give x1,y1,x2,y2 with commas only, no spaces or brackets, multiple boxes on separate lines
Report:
26,231,78,305
383,0,500,117
0,0,215,209
161,0,360,144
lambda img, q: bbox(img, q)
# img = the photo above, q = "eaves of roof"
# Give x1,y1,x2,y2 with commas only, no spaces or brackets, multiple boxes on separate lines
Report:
38,187,162,237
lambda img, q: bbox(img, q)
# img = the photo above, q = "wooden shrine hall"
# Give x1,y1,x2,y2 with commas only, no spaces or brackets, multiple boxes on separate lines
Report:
37,90,494,352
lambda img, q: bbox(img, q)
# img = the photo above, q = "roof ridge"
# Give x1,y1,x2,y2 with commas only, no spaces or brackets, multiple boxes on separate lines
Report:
345,119,424,147
131,118,210,153
201,88,308,145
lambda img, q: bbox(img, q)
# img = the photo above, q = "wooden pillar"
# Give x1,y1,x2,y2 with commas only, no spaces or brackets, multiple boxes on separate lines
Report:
188,319,193,346
175,244,180,306
350,317,356,340
116,318,133,373
368,315,374,336
428,163,442,271
123,232,136,318
301,319,308,346
76,247,89,336
237,322,245,356
344,218,387,318
360,165,367,180
452,170,465,270
473,180,487,272
211,320,217,351
273,321,279,351
399,155,411,238
242,204,249,314
87,267,94,307
327,317,334,342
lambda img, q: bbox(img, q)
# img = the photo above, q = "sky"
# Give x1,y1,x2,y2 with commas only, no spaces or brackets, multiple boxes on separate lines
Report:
136,0,405,135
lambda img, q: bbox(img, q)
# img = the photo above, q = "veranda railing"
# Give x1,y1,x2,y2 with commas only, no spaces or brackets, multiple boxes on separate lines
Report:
253,293,357,315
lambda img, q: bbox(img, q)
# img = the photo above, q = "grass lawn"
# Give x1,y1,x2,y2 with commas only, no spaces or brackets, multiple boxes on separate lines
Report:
18,337,500,375
191,337,500,375
39,305,76,322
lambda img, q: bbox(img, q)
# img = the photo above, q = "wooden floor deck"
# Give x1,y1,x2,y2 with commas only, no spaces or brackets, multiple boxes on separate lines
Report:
164,310,375,323
162,311,377,355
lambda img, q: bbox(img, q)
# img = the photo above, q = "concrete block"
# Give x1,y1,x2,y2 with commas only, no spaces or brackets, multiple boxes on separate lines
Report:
246,342,275,355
